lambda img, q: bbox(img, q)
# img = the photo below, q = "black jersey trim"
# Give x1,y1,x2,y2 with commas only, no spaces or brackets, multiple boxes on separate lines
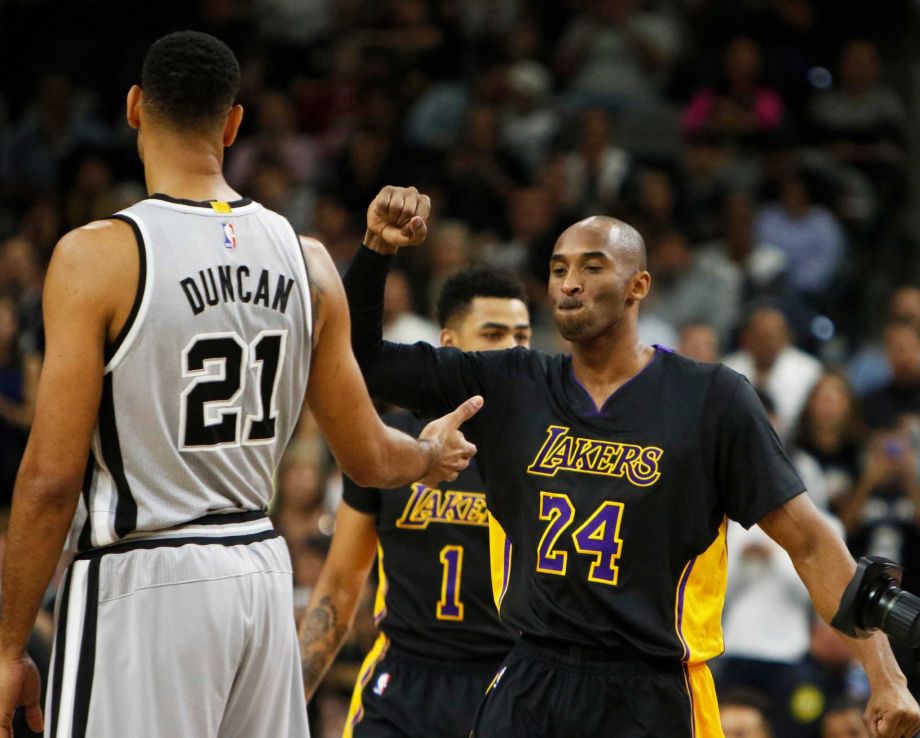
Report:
187,510,268,526
48,566,73,738
148,192,253,208
73,529,280,561
76,452,96,551
104,215,147,365
71,559,99,738
99,373,137,538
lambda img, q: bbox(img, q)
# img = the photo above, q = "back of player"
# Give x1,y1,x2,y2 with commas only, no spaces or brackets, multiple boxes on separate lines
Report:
46,197,312,736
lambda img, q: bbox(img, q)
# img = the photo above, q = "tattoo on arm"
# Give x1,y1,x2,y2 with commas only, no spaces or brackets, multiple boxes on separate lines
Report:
300,595,350,696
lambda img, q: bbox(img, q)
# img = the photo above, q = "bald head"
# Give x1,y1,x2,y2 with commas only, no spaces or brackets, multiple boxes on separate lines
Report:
555,216,647,272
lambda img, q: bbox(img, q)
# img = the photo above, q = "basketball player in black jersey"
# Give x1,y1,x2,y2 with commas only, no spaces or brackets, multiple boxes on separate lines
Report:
343,185,920,738
0,37,479,738
299,267,530,737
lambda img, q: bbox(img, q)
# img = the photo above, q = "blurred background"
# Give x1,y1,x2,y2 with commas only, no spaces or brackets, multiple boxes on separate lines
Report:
1,1,920,736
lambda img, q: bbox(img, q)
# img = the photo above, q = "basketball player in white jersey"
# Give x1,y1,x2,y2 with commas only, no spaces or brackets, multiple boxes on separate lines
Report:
0,31,479,738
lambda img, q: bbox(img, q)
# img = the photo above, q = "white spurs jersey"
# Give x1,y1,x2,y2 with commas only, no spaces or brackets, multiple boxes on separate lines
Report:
73,194,312,551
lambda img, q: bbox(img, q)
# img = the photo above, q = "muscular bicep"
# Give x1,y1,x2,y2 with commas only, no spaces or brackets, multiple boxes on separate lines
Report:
19,232,117,491
302,239,402,479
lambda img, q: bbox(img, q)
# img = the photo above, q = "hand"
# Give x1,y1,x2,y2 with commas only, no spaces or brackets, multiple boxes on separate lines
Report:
0,654,43,738
864,678,920,737
364,185,431,255
418,396,483,485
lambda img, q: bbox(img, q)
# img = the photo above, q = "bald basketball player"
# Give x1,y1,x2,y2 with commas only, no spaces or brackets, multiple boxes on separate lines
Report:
342,186,920,738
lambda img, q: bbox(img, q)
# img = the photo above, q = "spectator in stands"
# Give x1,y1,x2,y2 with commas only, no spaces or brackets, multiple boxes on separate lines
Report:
554,0,682,110
0,74,109,195
840,427,920,596
755,171,846,303
382,268,440,346
641,228,741,345
795,372,864,509
0,236,43,356
226,89,323,188
444,105,527,233
860,320,920,430
696,192,789,307
719,689,775,738
678,321,720,363
847,285,920,396
682,36,784,146
501,60,560,176
247,154,316,234
809,39,907,210
723,306,823,441
562,108,632,217
822,699,871,738
0,294,40,507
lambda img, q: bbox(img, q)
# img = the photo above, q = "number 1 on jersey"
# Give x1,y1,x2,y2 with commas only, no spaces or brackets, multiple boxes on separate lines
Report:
437,545,464,621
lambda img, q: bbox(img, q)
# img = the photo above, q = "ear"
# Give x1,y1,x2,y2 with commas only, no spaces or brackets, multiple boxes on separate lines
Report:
626,270,651,304
126,85,142,130
439,328,457,348
223,104,244,147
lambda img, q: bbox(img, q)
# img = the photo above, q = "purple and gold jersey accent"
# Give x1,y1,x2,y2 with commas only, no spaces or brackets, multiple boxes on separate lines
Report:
343,412,517,664
355,340,805,664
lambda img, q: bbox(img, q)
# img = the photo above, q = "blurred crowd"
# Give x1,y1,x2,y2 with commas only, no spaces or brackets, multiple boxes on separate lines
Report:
1,0,920,736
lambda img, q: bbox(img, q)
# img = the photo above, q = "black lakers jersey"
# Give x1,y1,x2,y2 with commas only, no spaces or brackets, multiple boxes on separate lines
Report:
343,412,517,663
344,247,806,665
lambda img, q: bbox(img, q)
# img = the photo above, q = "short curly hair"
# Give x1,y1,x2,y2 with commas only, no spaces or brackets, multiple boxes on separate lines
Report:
436,266,527,328
141,31,240,131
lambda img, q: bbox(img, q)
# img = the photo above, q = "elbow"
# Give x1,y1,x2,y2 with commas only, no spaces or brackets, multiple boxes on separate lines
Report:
15,459,83,508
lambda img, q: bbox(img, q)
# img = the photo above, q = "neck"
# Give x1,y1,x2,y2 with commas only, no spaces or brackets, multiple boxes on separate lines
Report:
142,130,240,203
570,324,655,408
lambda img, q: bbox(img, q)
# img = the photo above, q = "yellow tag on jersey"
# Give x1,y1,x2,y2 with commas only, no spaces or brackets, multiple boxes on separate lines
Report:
210,201,232,214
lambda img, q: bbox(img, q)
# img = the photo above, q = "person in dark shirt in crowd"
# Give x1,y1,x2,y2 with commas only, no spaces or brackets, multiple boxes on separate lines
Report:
861,320,920,431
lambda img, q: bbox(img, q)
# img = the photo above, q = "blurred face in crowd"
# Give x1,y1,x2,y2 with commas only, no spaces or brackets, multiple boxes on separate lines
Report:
724,193,755,257
638,170,674,221
840,40,880,92
509,187,555,239
0,296,19,352
806,374,854,430
441,297,531,352
549,218,649,343
427,222,471,277
725,37,763,90
883,323,920,383
679,323,719,363
889,286,920,326
721,704,772,738
383,269,414,324
580,109,611,155
822,708,870,738
742,309,790,371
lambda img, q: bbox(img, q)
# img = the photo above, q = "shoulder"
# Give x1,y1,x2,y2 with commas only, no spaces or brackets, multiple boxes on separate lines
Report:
49,219,139,296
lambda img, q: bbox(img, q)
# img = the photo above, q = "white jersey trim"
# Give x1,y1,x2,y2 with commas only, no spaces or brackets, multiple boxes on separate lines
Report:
142,197,262,217
105,211,155,374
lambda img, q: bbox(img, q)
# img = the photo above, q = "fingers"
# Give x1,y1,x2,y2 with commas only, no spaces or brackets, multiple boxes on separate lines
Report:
25,703,43,733
445,395,484,429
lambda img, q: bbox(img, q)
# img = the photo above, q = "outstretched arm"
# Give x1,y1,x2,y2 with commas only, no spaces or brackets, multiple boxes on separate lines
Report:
303,236,480,487
344,186,501,418
299,502,378,699
759,494,920,738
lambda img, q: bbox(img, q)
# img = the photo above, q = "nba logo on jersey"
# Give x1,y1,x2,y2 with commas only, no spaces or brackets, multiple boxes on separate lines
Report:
372,672,391,696
222,222,237,250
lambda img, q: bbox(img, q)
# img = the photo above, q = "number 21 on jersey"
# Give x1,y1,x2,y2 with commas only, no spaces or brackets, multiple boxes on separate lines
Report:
179,330,287,449
537,491,625,586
